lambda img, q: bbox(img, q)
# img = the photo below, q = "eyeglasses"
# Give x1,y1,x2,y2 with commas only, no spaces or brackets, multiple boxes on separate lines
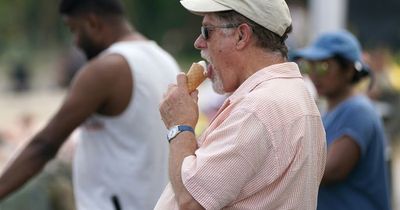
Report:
201,23,240,40
299,61,330,76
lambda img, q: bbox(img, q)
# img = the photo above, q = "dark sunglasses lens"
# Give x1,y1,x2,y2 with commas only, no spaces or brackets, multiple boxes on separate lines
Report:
315,63,328,76
201,27,208,40
299,61,311,74
299,61,329,76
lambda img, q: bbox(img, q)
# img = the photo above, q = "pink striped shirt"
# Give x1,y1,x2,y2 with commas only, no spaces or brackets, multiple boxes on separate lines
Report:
155,62,326,210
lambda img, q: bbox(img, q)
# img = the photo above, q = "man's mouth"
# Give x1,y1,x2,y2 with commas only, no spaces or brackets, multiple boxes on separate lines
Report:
201,60,213,79
201,51,214,79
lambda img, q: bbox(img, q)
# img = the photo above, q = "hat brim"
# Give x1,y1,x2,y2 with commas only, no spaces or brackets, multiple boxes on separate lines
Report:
291,47,334,61
180,0,232,15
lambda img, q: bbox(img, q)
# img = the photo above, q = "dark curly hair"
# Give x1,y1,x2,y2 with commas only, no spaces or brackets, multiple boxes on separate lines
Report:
333,55,370,84
59,0,125,16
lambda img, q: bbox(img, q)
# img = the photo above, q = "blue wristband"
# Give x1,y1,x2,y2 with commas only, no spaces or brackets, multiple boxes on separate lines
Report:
167,125,195,143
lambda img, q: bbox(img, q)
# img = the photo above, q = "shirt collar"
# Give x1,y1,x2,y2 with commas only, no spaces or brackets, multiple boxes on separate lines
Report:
228,62,302,102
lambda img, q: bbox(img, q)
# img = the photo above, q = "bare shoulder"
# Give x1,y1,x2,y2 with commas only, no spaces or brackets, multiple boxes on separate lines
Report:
71,53,132,92
71,53,133,116
84,54,130,80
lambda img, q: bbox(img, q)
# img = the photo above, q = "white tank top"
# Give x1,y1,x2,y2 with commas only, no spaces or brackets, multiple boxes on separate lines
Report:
73,40,180,210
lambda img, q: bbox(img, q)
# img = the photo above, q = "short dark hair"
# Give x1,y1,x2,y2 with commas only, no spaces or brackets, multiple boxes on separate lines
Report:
215,11,292,58
333,55,369,84
59,0,125,16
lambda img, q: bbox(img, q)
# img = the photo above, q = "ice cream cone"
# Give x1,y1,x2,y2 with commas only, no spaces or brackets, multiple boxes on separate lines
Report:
187,61,207,93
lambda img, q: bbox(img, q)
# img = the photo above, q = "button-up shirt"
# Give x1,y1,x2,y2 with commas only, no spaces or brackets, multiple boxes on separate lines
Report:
155,62,327,210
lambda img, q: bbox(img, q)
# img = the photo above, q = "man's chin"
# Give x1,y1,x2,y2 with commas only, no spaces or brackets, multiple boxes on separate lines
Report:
84,53,99,60
212,84,226,95
81,48,103,60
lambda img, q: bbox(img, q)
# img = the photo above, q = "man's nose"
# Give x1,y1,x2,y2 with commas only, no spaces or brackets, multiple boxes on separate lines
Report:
194,35,206,50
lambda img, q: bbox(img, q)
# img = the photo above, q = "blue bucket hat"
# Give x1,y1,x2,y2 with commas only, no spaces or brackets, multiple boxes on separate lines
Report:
290,30,370,74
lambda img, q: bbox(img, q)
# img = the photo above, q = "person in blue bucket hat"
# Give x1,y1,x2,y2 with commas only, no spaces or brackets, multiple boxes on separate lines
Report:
291,30,392,210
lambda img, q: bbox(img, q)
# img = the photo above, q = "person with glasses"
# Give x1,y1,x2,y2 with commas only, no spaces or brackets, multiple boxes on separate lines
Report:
0,0,180,209
291,30,391,210
156,0,327,209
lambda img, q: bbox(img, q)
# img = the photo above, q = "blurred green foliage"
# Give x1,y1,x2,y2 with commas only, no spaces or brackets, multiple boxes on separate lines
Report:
0,0,203,69
0,0,63,59
0,0,397,72
123,0,203,60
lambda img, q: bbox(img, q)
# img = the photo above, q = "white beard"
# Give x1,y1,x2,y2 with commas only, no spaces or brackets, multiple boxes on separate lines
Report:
201,51,226,94
212,72,225,94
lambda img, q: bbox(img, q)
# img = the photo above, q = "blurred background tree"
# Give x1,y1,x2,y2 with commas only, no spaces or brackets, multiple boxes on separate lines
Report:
0,0,203,72
0,0,399,209
0,0,398,70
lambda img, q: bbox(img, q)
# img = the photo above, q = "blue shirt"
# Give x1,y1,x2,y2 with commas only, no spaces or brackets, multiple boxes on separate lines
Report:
317,95,391,210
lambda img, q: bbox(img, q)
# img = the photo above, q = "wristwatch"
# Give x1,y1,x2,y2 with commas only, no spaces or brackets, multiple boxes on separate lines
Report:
167,125,195,143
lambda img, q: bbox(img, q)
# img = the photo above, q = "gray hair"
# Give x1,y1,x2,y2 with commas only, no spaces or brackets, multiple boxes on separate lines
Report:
215,11,292,58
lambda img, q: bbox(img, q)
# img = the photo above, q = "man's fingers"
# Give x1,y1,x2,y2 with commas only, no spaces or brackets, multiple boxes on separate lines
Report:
176,73,188,92
163,84,175,99
190,90,199,103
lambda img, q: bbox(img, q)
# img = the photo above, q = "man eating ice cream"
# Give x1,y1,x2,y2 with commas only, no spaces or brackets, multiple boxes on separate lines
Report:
156,0,327,209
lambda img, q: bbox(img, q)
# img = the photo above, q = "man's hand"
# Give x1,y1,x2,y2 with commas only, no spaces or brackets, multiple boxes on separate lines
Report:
159,73,199,129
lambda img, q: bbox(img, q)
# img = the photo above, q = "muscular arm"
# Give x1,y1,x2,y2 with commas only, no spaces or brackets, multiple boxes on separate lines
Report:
159,74,205,210
321,135,361,185
0,55,128,199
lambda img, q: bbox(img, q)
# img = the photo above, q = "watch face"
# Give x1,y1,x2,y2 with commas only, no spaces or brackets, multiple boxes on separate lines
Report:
168,127,179,140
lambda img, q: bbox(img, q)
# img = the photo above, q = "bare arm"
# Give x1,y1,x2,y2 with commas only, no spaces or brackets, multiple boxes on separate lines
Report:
169,132,203,210
0,55,124,199
321,135,361,185
159,74,205,210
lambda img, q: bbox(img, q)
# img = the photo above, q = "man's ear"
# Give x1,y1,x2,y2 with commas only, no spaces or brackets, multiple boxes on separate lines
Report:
85,13,102,32
345,67,356,83
236,23,252,49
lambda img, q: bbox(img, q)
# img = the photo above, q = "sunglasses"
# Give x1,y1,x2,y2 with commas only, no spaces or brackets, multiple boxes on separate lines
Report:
298,61,331,76
201,23,240,40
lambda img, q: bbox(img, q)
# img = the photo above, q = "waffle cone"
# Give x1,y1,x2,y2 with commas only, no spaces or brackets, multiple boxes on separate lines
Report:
187,62,207,92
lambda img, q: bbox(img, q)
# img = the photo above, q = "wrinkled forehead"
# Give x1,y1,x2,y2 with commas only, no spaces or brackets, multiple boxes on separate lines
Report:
201,13,224,25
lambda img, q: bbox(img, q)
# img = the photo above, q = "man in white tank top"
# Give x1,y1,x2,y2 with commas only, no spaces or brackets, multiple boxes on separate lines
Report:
0,0,180,209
